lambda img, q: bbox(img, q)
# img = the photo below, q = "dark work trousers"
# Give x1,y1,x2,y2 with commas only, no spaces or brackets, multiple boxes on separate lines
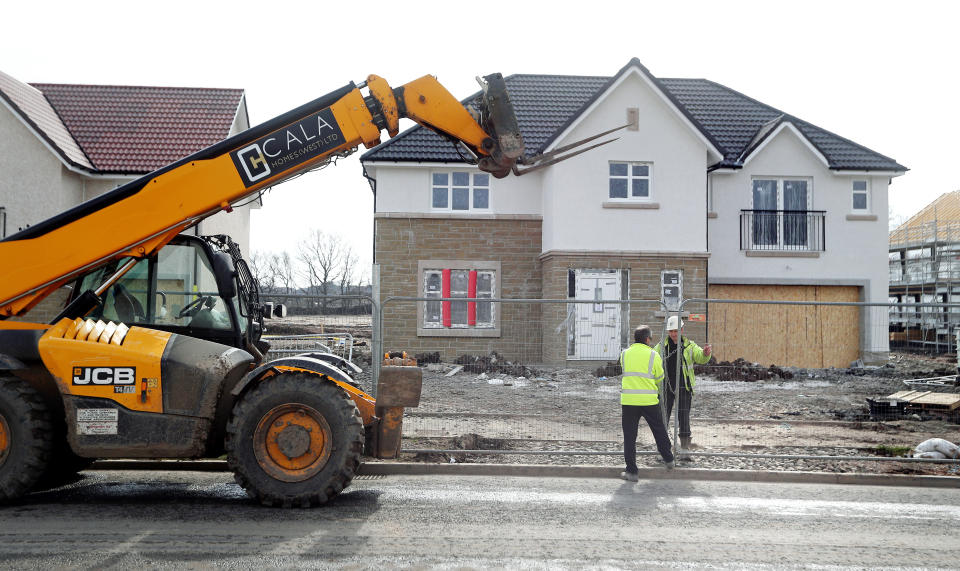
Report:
621,404,674,474
663,382,693,439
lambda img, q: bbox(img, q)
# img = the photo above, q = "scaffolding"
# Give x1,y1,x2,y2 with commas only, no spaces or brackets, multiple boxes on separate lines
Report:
889,217,960,353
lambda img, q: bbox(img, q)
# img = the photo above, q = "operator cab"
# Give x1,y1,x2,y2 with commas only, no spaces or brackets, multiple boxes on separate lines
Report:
65,234,267,359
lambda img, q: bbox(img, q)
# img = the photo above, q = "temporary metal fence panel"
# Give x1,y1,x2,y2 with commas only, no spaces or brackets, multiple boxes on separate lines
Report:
673,298,960,464
377,296,959,467
259,294,376,377
379,297,664,447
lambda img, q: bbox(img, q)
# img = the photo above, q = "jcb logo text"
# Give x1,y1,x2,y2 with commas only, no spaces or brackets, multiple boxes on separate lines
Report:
72,367,136,386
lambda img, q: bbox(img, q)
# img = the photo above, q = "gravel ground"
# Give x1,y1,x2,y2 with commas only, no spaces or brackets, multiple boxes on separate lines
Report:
264,317,960,477
395,353,960,477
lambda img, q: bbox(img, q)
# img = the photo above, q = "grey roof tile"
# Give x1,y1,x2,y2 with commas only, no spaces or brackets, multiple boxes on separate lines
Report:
362,64,906,172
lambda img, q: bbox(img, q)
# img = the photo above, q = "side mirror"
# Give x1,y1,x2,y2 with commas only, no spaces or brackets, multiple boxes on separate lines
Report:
211,252,237,299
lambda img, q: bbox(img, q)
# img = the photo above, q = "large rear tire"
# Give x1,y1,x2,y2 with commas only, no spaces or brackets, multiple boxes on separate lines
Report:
0,378,53,502
225,374,363,507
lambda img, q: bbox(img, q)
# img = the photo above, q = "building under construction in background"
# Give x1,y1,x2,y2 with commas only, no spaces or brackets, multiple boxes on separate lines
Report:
889,190,960,353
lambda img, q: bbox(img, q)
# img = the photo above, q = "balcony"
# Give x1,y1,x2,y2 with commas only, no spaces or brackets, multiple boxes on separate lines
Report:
740,209,825,252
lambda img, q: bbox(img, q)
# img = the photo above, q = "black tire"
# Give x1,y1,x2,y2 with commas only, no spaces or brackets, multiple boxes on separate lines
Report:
0,378,53,502
36,441,94,490
225,374,363,508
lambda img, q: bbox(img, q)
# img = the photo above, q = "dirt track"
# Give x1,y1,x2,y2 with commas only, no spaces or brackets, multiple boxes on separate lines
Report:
262,316,959,476
397,353,960,476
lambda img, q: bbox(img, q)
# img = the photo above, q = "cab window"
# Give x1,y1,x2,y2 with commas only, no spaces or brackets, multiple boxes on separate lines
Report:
154,243,232,330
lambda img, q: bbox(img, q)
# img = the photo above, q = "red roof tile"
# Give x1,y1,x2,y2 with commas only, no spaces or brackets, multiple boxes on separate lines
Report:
29,83,244,173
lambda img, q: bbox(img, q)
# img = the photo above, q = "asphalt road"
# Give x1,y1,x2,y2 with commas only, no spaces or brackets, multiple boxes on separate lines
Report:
2,470,959,569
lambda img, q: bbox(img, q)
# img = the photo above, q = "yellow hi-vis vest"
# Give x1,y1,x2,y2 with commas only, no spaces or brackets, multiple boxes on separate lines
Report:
619,342,664,406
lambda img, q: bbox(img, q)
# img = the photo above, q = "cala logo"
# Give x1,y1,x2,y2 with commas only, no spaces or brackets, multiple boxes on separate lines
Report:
72,367,136,386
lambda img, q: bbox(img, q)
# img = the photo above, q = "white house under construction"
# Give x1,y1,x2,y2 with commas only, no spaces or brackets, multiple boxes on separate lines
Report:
889,190,960,353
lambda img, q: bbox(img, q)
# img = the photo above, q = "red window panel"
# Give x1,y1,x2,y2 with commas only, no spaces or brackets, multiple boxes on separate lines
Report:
441,269,451,328
468,270,477,326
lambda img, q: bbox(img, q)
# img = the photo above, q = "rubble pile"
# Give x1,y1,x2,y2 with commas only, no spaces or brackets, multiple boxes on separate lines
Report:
414,352,441,365
453,352,534,377
696,358,794,382
594,362,622,377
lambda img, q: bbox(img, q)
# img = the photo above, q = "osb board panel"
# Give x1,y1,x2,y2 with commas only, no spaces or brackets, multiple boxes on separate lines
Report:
887,390,960,410
709,285,860,368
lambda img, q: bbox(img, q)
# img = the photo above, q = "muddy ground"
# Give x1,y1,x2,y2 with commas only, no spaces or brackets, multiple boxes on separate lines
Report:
263,316,960,476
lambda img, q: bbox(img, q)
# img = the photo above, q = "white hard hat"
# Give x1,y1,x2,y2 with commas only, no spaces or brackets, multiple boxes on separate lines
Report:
666,316,683,331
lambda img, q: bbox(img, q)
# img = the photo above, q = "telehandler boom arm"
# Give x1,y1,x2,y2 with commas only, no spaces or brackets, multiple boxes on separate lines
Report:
0,73,525,318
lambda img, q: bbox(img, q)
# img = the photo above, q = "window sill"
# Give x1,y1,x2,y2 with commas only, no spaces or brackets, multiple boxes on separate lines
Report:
602,201,660,209
745,251,821,258
417,327,501,338
846,213,877,221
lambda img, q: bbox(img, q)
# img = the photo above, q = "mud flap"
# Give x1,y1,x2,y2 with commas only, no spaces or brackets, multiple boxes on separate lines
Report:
372,366,422,459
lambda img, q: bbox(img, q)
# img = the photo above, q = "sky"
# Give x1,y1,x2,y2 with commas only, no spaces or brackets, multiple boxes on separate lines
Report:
2,1,957,281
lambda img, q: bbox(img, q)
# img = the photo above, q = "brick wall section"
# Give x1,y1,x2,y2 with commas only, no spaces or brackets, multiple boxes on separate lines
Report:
376,217,543,362
540,253,708,365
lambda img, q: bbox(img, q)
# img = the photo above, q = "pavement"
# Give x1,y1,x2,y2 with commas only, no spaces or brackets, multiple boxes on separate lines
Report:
89,459,960,488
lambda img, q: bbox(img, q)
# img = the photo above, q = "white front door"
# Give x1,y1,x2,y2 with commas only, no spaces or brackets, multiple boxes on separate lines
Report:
574,271,621,360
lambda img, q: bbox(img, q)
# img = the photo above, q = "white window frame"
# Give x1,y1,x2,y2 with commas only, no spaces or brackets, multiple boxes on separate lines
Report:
430,171,492,213
608,161,653,201
749,176,815,250
751,177,813,212
852,179,870,212
417,260,501,337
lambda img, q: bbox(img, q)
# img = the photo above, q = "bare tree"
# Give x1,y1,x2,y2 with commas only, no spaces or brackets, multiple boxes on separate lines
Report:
267,252,297,294
249,251,276,292
298,230,343,311
337,244,359,312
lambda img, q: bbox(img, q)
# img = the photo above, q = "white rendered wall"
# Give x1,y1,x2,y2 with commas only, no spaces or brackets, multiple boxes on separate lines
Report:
541,72,709,254
708,126,891,353
0,106,83,236
369,164,542,216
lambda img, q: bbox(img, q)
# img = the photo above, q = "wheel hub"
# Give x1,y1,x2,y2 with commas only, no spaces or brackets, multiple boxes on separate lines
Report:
0,413,9,468
254,404,332,483
275,424,311,459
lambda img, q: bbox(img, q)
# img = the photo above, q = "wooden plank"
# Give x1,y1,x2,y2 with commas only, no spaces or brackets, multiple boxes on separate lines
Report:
887,390,932,402
888,390,960,410
909,393,960,411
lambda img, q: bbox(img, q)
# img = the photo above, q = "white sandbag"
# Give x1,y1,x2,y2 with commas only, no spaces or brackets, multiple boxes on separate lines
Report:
914,450,947,459
914,438,960,459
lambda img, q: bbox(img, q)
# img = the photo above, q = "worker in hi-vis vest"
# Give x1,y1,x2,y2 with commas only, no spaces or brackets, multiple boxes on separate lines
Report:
618,325,675,482
654,315,712,461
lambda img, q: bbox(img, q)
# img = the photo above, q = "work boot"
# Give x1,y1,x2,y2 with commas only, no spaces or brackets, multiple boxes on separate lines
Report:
664,460,675,470
678,437,694,462
619,471,639,482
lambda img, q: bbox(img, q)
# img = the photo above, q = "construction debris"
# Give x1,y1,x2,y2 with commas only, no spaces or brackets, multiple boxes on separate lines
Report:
696,358,794,382
415,352,441,365
913,437,960,459
594,362,622,377
453,352,533,377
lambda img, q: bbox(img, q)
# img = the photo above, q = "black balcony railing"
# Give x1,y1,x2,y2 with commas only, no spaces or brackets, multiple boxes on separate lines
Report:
740,210,825,252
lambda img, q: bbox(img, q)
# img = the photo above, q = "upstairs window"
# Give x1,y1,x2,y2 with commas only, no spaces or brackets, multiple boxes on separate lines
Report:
431,172,490,212
0,207,6,238
609,162,651,200
852,180,869,211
